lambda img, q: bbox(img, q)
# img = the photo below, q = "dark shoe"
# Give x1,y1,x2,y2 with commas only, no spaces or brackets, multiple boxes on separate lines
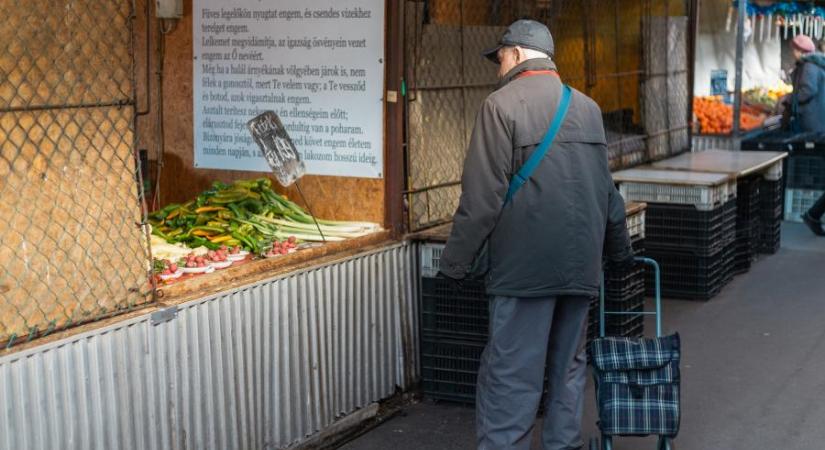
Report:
802,212,825,236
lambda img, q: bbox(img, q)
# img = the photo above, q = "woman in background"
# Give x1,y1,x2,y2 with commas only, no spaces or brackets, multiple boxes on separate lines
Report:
791,35,825,235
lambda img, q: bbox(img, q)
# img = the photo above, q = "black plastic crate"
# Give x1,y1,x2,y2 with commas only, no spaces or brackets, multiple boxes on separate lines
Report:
731,247,754,275
646,200,736,233
588,290,645,351
421,334,551,406
604,261,644,282
605,265,646,305
644,200,737,255
646,244,734,301
732,214,760,275
602,238,646,300
421,277,488,339
604,265,645,294
420,336,485,404
647,252,734,295
605,309,645,337
787,155,825,190
736,176,762,222
604,302,644,326
760,179,783,203
621,322,645,339
588,320,644,343
605,277,645,302
758,221,782,254
587,302,645,342
760,190,784,221
653,278,728,301
734,177,761,274
758,180,783,254
760,202,783,221
589,289,645,321
741,130,825,152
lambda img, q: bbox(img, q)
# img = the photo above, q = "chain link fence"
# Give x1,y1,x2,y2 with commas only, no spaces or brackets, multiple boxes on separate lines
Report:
404,0,692,231
0,0,152,348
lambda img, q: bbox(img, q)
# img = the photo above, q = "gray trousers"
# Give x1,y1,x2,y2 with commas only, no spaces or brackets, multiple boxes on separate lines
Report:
476,295,590,450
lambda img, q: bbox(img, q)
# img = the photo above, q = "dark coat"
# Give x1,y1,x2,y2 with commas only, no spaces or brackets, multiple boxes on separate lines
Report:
439,58,633,298
792,53,825,133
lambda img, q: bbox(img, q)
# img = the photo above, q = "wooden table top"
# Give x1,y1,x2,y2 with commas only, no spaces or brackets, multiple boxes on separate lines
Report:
650,150,788,177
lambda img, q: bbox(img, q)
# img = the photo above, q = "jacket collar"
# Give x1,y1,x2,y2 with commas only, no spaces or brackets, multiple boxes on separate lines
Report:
800,52,825,70
498,58,559,90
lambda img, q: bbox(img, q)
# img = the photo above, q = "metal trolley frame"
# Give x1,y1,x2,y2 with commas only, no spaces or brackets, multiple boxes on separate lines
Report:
590,257,676,450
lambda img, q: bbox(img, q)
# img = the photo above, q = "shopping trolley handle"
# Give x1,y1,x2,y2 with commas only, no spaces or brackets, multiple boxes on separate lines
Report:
599,256,663,339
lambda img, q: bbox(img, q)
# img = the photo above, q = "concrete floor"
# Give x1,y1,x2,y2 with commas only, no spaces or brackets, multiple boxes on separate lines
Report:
342,222,825,450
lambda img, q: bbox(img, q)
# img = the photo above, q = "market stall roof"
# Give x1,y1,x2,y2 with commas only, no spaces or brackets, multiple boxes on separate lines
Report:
651,150,788,177
612,167,735,186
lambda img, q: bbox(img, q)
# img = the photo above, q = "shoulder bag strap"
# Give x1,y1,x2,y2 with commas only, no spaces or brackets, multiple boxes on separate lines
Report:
505,84,573,204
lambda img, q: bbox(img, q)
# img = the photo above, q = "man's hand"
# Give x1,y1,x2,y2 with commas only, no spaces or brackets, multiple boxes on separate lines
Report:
436,271,465,291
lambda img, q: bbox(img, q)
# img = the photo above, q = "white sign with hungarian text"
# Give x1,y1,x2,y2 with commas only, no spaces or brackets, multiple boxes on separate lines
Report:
193,0,385,178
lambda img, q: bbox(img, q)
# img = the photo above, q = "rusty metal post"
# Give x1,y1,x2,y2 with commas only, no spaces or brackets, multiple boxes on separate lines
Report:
384,0,406,237
687,0,699,147
732,0,746,140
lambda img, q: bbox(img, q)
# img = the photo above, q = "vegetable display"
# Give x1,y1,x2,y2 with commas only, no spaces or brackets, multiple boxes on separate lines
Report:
693,96,765,135
743,82,792,112
148,178,379,255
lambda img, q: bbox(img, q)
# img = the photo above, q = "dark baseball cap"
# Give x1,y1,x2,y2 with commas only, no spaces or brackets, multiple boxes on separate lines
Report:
482,19,555,63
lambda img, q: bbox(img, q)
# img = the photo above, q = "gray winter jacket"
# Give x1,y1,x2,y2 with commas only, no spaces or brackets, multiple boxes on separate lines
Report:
439,58,633,298
792,53,825,133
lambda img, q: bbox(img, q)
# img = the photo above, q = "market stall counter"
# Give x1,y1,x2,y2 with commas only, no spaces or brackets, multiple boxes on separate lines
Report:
146,177,388,302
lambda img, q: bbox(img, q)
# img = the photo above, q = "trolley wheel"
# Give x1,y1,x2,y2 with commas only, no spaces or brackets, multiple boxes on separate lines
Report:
657,436,675,450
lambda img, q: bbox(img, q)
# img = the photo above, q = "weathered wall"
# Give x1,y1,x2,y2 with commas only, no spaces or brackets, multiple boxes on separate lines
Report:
134,0,385,224
0,0,150,345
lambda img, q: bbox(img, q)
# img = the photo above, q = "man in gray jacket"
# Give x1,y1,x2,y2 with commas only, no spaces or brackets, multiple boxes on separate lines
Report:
438,20,633,450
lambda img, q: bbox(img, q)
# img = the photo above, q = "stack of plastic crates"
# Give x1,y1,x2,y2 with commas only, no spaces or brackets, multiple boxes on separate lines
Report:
784,153,825,224
587,250,646,349
618,173,737,301
419,243,487,404
742,129,821,228
587,237,647,351
418,254,551,407
732,176,761,274
759,176,784,254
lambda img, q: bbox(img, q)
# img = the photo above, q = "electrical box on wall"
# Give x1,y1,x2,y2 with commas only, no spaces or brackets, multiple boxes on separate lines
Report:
156,0,183,19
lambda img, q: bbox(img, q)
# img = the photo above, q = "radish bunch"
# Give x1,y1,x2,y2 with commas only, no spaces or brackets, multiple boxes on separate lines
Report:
160,259,179,276
266,236,298,257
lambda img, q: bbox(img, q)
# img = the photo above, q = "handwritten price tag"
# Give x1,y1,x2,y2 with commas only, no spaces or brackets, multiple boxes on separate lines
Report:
247,111,306,187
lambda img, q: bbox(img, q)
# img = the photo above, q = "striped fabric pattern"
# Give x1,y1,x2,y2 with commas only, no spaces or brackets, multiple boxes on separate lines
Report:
590,334,681,436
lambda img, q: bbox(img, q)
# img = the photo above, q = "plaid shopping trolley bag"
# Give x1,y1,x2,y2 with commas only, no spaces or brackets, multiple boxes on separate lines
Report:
590,333,681,438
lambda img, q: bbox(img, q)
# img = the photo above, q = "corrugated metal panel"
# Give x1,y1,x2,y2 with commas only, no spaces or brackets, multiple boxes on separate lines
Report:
0,242,419,450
